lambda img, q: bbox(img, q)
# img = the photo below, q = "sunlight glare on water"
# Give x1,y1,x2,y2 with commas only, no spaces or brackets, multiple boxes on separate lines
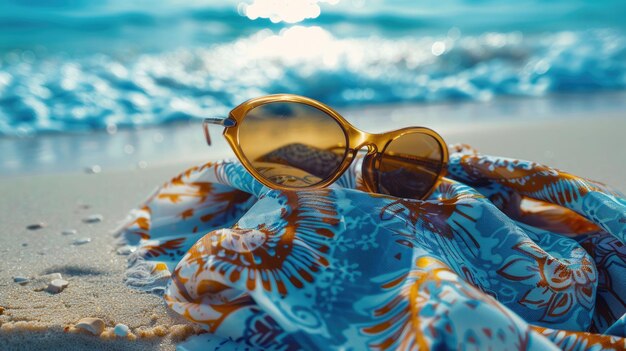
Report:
250,26,338,64
0,0,625,136
242,0,340,23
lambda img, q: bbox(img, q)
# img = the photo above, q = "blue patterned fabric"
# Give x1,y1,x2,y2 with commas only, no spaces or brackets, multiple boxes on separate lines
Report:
118,144,626,350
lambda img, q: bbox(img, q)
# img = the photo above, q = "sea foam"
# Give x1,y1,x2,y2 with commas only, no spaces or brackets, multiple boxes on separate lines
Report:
0,28,625,135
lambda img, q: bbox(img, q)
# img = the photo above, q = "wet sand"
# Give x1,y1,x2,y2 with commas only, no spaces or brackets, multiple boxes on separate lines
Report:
0,95,624,350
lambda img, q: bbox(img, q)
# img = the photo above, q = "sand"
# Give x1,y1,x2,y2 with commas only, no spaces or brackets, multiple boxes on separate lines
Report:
0,165,202,350
0,95,624,350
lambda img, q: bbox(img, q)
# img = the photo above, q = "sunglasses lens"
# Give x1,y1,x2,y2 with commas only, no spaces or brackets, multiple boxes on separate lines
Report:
377,132,444,199
238,101,348,188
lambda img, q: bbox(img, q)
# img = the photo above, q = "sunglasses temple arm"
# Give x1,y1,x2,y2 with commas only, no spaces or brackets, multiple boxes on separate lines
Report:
203,117,237,146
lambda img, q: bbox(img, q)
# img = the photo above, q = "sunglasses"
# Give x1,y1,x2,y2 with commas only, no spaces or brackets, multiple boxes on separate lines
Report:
203,94,448,200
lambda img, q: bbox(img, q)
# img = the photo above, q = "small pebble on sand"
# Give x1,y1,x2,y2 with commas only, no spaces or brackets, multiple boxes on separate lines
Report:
13,276,30,285
31,273,62,291
85,165,101,174
83,214,103,223
73,238,91,245
114,323,130,337
62,229,77,235
46,279,69,294
116,245,136,255
150,287,166,295
75,317,105,336
22,243,28,247
26,223,46,230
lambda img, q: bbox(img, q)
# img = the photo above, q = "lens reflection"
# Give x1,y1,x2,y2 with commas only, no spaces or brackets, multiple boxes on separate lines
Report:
378,132,443,199
238,101,347,187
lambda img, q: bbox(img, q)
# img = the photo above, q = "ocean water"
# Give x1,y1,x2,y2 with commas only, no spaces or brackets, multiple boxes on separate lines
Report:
0,0,625,136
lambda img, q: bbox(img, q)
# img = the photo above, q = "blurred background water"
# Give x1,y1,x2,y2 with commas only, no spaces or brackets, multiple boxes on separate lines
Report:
1,0,625,137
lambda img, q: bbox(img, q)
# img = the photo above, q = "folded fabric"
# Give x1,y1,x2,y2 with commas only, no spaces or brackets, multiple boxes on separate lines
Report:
117,144,626,350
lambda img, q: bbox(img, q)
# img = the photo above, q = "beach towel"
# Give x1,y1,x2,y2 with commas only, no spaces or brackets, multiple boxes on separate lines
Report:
117,144,626,350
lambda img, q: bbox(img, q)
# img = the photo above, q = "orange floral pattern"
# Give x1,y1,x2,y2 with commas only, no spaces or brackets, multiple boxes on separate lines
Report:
117,145,626,350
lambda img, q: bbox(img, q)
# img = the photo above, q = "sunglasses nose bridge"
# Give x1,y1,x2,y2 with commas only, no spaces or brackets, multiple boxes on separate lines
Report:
348,129,385,155
351,145,378,163
358,142,380,194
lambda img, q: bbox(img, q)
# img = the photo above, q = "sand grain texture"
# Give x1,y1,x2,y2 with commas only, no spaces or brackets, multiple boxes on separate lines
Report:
0,166,201,350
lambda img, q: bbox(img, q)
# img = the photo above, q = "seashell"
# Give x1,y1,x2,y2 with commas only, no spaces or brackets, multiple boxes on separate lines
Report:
13,276,30,285
73,238,91,245
26,223,46,230
46,279,69,294
83,214,103,223
75,317,105,336
31,273,62,291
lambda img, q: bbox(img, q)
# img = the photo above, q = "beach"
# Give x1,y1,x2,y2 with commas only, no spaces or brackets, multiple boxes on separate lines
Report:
0,165,200,350
0,94,625,350
2,0,626,348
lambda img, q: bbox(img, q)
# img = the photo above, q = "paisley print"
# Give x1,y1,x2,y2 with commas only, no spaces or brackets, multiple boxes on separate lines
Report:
184,189,339,297
579,232,626,332
117,145,626,350
359,256,553,350
497,240,596,323
535,326,626,351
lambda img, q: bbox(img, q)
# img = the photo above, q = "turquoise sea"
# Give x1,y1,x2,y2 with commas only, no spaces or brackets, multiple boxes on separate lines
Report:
0,0,625,135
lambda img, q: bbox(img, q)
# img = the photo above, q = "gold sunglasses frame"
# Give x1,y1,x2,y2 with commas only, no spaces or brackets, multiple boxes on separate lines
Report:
204,94,449,200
